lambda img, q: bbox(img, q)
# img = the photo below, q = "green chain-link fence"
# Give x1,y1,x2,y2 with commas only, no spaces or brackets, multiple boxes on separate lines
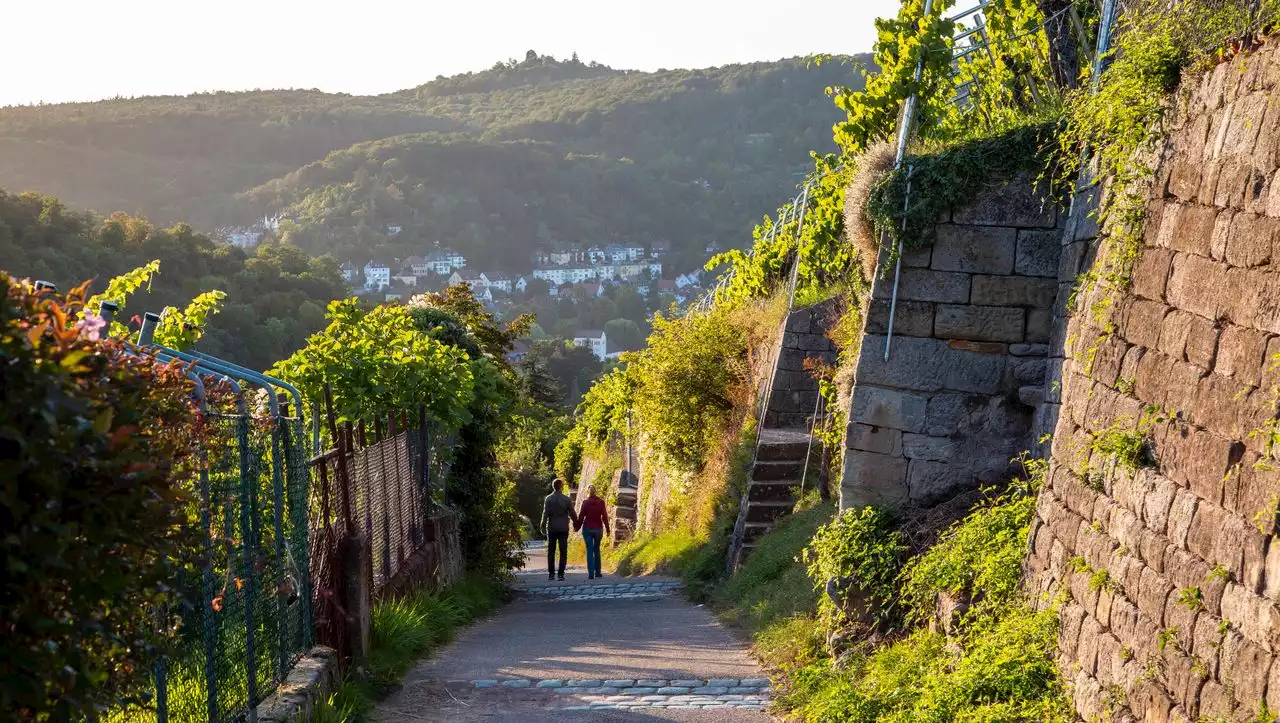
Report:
108,414,312,723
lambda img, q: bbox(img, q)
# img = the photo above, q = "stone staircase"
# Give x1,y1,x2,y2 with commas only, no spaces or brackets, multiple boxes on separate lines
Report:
732,428,818,568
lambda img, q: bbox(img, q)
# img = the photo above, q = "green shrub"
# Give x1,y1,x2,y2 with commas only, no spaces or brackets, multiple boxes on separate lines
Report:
900,488,1038,625
781,597,1070,722
630,306,751,473
805,507,906,626
0,276,208,719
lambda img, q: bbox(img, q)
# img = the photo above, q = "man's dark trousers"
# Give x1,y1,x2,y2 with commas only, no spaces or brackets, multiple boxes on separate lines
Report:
547,531,569,576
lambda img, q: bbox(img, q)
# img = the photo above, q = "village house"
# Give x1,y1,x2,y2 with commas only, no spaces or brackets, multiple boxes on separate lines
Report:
486,275,513,293
448,270,489,294
425,249,466,275
548,244,586,265
340,261,359,284
615,260,648,280
572,329,608,361
363,260,391,290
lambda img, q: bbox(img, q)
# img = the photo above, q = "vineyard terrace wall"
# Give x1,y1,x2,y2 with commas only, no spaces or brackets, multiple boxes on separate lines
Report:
839,177,1064,511
1025,41,1280,720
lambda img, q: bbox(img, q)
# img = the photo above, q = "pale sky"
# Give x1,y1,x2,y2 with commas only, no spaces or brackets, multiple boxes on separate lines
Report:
0,0,900,107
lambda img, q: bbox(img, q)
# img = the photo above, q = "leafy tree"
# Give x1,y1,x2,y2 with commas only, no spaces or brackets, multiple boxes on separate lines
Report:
0,190,347,371
269,299,475,426
604,318,643,351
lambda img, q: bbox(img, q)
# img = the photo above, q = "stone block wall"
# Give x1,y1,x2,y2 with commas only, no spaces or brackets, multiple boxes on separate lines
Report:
1025,42,1280,720
765,297,842,429
839,176,1063,510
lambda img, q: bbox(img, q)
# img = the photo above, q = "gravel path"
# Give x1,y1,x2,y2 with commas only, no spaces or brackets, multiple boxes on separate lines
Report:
373,543,776,721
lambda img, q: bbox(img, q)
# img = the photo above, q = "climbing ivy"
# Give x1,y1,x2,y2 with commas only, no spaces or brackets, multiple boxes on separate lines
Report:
1055,0,1267,331
865,122,1060,255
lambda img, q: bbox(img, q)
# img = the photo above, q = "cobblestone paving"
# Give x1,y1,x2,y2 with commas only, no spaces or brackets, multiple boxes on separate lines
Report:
447,677,773,709
522,581,683,602
375,545,773,721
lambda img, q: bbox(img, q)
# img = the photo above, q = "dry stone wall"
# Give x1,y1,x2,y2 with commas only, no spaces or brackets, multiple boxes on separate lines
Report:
766,297,842,429
1025,43,1280,720
839,177,1063,510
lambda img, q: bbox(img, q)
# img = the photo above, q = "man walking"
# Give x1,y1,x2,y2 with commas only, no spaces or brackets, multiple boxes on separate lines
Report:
577,484,611,580
540,478,578,581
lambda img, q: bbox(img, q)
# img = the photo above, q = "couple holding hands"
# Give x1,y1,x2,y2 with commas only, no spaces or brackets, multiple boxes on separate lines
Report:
539,478,611,580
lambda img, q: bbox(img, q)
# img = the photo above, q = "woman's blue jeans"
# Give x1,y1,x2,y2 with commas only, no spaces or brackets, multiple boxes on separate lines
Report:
583,527,604,577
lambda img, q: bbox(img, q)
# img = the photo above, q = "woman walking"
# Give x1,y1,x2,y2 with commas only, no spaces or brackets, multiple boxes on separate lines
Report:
577,484,611,580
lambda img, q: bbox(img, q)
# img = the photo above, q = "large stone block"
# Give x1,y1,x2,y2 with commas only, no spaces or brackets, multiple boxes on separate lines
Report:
1183,315,1220,369
1169,203,1219,257
902,433,955,462
858,335,1007,395
1167,253,1230,320
931,225,1017,274
970,275,1058,308
1015,228,1062,278
1026,309,1053,344
840,449,909,509
935,304,1026,343
952,177,1057,228
846,422,903,456
1131,247,1174,301
849,384,929,433
1157,309,1197,360
925,393,970,436
1122,298,1170,350
871,268,972,303
865,299,934,337
1215,323,1270,386
1226,211,1279,267
907,459,976,504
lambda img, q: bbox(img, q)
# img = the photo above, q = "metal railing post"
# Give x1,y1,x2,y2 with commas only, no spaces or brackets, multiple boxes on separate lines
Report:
884,0,935,362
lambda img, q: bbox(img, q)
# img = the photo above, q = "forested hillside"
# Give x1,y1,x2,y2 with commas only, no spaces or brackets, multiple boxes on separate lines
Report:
0,52,867,271
0,190,346,370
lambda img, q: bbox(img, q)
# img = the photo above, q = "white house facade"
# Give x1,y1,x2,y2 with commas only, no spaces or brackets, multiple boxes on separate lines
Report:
572,329,608,361
364,261,391,289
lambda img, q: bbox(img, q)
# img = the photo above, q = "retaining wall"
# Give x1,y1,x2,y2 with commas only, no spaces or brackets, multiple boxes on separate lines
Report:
1025,42,1280,719
839,176,1064,510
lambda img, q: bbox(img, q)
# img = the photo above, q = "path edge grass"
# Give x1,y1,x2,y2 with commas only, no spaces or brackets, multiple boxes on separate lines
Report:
315,575,511,721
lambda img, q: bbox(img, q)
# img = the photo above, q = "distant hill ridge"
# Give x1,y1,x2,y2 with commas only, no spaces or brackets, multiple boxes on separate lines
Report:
0,51,870,271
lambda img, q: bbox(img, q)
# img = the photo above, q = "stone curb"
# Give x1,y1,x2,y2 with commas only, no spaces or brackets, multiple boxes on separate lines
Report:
462,677,772,698
254,646,338,723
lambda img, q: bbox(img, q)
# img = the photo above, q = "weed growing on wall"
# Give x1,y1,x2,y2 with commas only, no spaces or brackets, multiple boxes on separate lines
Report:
1056,0,1266,333
900,476,1042,624
865,122,1060,256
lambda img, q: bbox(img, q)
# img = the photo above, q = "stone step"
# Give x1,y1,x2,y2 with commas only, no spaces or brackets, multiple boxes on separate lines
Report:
742,522,773,543
752,460,805,481
745,501,793,524
755,441,812,462
746,482,796,503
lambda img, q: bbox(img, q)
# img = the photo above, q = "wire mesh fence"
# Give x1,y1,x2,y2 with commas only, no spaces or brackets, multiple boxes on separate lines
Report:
106,413,312,723
307,404,462,659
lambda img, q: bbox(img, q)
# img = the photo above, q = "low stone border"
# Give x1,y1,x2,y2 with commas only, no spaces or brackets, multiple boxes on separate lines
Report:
255,646,339,723
522,581,682,602
450,677,773,709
